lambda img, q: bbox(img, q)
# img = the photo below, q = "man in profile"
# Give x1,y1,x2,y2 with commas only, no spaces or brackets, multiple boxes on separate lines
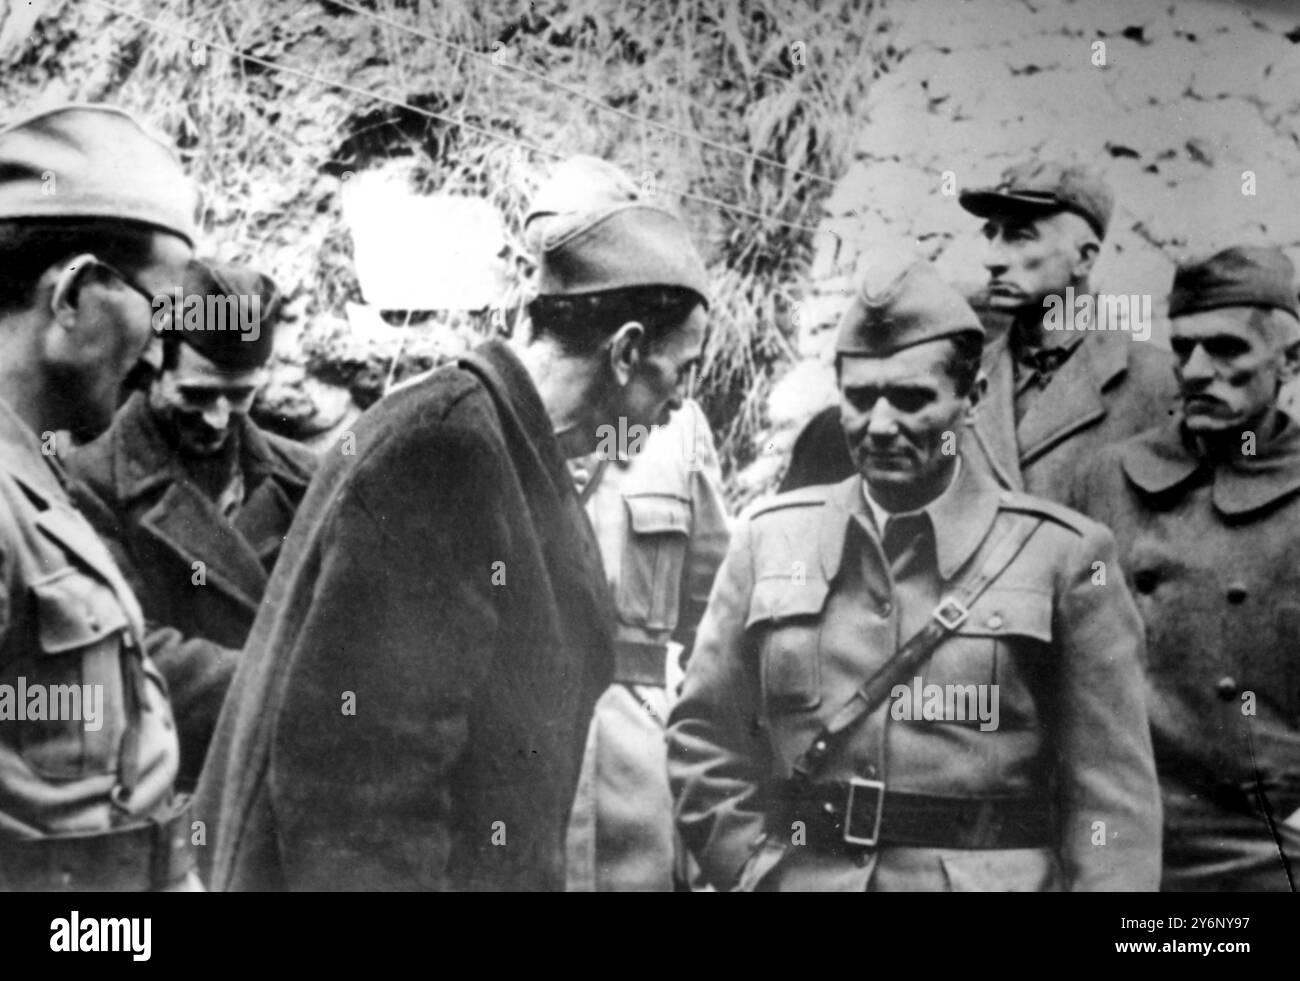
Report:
197,155,713,890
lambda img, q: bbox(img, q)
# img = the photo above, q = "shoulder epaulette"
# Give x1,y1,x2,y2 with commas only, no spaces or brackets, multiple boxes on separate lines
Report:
996,490,1089,535
747,485,832,520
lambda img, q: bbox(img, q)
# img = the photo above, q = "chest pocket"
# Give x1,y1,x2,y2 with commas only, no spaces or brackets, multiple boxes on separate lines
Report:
747,576,830,713
945,586,1053,706
19,567,130,780
618,494,691,632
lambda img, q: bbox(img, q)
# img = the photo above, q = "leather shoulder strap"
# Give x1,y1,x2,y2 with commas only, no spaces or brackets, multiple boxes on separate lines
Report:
790,511,1045,783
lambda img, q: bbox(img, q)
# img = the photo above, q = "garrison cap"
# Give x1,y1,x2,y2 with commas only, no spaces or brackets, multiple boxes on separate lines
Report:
1168,245,1299,320
0,104,200,246
524,155,709,305
162,258,280,370
959,159,1113,239
835,255,984,357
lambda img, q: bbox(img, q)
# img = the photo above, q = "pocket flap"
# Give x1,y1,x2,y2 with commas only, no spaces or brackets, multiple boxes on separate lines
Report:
954,586,1052,642
625,495,691,536
31,569,129,655
746,576,831,628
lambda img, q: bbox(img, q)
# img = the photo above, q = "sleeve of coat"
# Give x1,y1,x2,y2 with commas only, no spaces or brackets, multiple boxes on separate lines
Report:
1052,518,1162,891
267,414,507,890
667,513,773,890
673,402,731,664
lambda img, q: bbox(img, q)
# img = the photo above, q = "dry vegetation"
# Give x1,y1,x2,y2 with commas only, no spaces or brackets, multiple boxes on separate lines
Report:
1,0,888,485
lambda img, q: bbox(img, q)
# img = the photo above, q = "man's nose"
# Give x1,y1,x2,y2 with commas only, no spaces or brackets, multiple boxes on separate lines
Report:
1180,344,1215,384
983,237,1010,276
201,398,232,431
865,397,899,438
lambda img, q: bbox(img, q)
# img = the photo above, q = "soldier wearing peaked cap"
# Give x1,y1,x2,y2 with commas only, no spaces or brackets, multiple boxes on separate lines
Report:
1070,245,1300,891
196,154,709,890
0,104,198,889
66,258,317,792
668,255,1161,891
781,159,1179,505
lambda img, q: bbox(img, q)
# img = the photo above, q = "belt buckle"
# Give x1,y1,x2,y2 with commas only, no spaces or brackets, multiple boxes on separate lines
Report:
843,777,885,848
933,596,968,630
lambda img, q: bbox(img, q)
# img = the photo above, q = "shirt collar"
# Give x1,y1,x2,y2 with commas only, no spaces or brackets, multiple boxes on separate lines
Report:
862,456,962,532
856,455,1003,578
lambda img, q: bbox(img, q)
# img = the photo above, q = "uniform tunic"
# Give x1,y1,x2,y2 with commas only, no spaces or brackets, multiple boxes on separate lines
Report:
0,397,179,875
565,399,729,891
669,457,1161,891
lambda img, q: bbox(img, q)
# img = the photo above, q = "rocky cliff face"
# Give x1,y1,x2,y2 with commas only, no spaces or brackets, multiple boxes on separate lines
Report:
741,0,1300,500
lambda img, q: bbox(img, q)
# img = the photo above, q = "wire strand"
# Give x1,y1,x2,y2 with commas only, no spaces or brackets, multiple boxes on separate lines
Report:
85,0,825,235
324,0,837,189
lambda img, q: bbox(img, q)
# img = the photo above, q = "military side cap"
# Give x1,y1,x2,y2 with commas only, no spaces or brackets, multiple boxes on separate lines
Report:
524,155,710,305
0,104,200,246
959,159,1113,239
167,258,279,370
1168,245,1299,321
836,255,984,357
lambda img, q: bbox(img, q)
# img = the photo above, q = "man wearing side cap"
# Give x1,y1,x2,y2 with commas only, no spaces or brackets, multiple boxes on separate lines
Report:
526,158,731,893
66,259,317,791
780,160,1178,505
1071,246,1300,891
668,253,1160,891
0,104,197,889
197,155,710,890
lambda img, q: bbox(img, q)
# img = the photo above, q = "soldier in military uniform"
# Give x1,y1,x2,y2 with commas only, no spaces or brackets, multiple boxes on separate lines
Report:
780,160,1178,503
68,258,316,790
517,157,731,893
565,398,729,891
0,104,197,889
668,255,1161,891
1070,246,1300,891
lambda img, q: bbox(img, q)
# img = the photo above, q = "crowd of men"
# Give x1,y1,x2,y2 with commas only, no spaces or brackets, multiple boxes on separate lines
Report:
0,102,1296,892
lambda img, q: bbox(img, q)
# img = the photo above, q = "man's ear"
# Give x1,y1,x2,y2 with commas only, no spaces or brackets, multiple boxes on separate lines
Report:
1072,231,1101,283
1278,338,1300,384
963,369,989,425
48,253,100,330
607,320,645,386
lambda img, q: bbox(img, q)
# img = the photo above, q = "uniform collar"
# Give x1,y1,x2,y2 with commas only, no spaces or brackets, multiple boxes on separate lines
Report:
0,394,69,504
1120,411,1300,516
841,452,1003,580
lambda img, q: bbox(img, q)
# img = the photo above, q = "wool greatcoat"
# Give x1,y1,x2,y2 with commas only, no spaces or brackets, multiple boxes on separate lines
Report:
195,340,614,890
668,458,1161,891
65,391,317,789
1070,414,1300,890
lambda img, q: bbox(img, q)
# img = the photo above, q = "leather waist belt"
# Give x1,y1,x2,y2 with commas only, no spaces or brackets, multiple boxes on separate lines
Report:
0,797,195,891
613,639,668,687
779,780,1055,851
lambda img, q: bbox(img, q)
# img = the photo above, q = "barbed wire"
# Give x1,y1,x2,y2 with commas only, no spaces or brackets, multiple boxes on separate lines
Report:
84,0,827,235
